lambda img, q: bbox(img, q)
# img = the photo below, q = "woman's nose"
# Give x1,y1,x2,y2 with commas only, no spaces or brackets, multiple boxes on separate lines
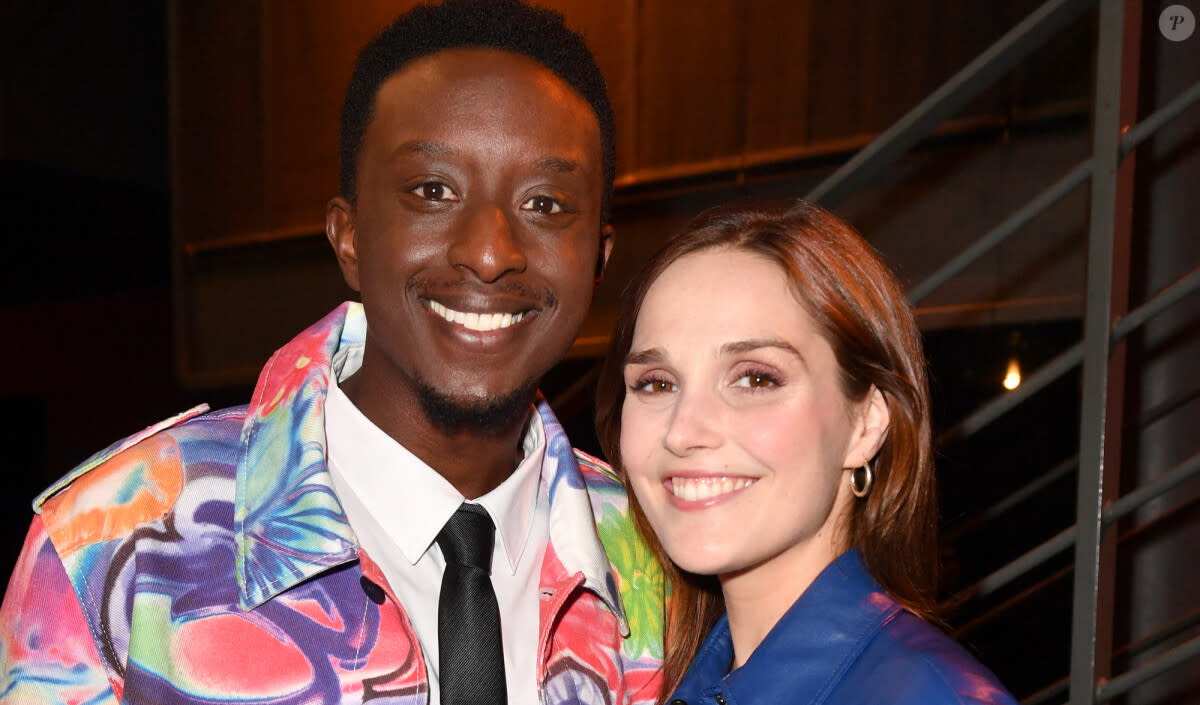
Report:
663,387,722,456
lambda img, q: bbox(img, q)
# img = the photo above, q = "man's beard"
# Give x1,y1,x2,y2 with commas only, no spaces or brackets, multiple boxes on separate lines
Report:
415,376,539,436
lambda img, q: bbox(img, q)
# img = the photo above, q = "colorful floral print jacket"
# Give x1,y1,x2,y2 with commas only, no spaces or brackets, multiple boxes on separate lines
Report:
0,302,665,705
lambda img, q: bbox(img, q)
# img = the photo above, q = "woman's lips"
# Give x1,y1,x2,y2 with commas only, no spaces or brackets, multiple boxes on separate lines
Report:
663,475,757,509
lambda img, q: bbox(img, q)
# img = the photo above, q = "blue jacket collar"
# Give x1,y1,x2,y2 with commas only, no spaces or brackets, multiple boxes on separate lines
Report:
671,550,901,705
231,303,624,626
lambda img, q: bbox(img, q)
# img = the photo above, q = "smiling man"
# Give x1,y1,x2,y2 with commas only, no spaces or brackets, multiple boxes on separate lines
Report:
0,3,664,704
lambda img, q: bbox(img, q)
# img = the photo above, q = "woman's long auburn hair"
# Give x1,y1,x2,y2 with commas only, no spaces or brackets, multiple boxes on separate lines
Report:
595,201,939,701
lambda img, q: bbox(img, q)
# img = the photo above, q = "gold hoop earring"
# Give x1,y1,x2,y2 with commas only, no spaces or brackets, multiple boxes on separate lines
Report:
850,461,873,499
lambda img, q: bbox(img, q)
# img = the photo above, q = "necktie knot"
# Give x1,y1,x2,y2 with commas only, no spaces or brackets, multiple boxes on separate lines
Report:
437,503,495,571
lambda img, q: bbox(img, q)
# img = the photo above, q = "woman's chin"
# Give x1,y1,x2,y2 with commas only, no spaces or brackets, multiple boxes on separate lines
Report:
664,543,744,579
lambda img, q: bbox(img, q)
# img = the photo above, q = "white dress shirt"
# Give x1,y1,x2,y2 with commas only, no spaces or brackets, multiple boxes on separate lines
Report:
324,344,549,705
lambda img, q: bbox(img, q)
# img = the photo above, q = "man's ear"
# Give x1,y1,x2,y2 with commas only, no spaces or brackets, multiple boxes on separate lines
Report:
844,386,891,469
326,197,361,292
595,224,615,284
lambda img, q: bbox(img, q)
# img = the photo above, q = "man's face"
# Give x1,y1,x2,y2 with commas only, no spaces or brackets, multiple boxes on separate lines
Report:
328,48,610,430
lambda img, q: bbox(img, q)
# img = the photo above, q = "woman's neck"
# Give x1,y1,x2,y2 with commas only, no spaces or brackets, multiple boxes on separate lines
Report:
719,533,844,668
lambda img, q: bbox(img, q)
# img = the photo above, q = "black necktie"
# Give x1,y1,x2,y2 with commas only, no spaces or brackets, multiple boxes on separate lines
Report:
437,503,507,705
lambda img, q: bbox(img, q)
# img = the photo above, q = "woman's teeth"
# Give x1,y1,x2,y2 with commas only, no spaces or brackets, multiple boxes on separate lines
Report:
428,300,526,331
669,477,754,501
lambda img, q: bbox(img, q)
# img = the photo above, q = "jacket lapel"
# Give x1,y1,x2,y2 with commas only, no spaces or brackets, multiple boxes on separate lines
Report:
536,397,628,634
234,302,364,609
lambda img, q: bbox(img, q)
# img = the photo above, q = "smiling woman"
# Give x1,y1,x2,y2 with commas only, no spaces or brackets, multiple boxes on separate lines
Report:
595,201,1018,705
618,247,885,594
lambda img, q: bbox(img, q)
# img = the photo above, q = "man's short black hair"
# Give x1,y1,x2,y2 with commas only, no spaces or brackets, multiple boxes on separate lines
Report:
339,0,616,221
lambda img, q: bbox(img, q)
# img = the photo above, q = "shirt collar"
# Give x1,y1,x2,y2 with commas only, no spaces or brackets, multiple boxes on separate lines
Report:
670,550,900,705
325,363,545,573
474,413,545,572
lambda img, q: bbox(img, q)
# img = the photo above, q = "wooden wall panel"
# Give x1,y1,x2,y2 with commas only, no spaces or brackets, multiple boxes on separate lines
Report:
634,0,745,174
1011,4,1092,112
932,1,1042,120
170,1,265,246
743,0,814,155
806,0,869,142
173,0,1088,248
170,0,1094,383
542,0,638,182
858,0,942,132
804,0,1063,143
261,1,423,236
807,0,954,139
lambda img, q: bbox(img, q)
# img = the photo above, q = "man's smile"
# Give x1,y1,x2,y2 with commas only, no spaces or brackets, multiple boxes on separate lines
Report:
425,298,531,332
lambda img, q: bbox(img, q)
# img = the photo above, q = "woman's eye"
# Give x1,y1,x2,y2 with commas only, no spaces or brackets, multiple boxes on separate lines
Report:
520,195,564,214
411,182,459,201
733,373,777,389
634,378,677,393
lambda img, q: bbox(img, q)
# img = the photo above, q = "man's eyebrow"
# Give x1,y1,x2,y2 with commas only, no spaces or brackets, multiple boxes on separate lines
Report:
389,145,578,174
394,140,458,157
624,348,664,367
720,338,801,358
535,156,580,174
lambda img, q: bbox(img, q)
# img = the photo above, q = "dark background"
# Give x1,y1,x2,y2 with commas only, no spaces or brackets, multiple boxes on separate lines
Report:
2,3,1198,702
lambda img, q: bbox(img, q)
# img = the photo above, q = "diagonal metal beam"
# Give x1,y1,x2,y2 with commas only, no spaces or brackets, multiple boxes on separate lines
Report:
806,0,1097,208
1111,267,1200,343
910,81,1200,306
938,342,1083,444
908,161,1092,304
938,263,1199,446
952,451,1200,603
1119,79,1200,158
1096,634,1200,702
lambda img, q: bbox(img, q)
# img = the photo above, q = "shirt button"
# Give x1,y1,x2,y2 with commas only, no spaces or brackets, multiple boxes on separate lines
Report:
669,700,686,705
715,695,728,705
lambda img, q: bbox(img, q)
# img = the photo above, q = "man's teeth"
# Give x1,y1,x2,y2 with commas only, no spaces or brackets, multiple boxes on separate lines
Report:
669,477,754,501
428,300,526,331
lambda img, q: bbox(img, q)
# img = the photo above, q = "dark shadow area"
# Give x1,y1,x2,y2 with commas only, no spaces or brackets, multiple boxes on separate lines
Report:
928,319,1082,697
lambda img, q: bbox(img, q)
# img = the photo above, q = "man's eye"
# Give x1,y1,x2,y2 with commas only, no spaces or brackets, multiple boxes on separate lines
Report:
411,182,459,201
520,195,564,214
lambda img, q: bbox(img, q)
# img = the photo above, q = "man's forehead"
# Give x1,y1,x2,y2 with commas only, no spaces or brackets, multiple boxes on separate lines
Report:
381,138,593,176
377,47,586,103
362,49,602,157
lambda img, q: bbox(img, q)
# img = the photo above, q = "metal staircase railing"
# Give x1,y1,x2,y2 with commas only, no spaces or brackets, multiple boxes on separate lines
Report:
803,0,1200,703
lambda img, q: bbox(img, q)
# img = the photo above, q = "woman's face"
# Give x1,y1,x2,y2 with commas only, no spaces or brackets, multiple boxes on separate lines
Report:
620,248,888,588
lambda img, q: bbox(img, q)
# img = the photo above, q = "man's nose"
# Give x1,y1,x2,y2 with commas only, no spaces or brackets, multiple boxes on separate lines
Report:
448,205,527,283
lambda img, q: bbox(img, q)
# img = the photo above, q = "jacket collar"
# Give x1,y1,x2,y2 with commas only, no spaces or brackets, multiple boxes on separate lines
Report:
536,397,630,634
670,550,901,705
232,302,624,627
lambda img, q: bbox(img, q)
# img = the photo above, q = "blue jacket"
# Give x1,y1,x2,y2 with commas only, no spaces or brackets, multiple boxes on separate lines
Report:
668,551,1016,705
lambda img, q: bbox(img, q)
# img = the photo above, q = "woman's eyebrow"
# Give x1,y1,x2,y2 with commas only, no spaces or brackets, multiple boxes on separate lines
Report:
719,338,801,358
624,348,665,367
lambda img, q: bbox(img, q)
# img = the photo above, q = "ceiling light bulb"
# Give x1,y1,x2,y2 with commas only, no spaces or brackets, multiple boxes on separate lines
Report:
1003,358,1021,390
